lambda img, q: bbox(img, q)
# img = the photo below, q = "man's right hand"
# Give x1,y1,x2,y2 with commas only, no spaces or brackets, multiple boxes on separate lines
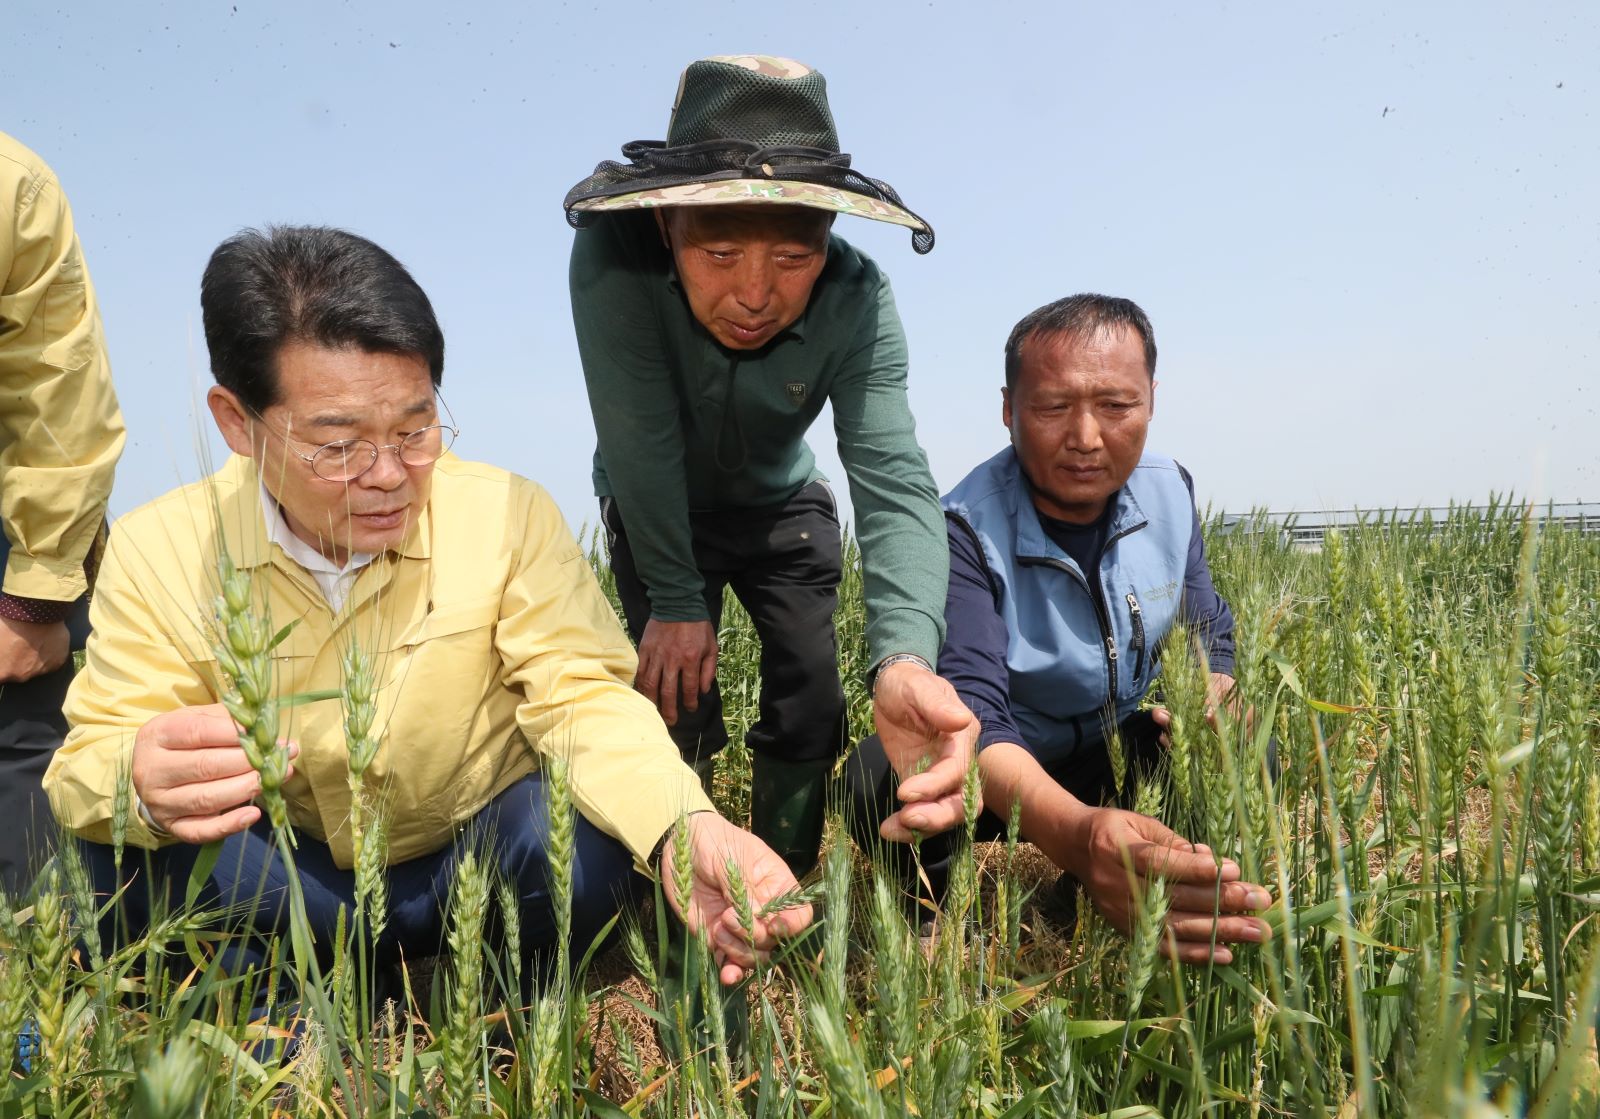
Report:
0,615,70,684
1048,807,1273,965
660,811,814,985
131,703,297,843
635,618,718,726
872,662,979,843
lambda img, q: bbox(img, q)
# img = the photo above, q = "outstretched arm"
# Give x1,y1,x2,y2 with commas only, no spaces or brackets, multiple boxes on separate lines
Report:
876,514,1011,840
828,273,977,819
872,660,977,837
979,740,1273,965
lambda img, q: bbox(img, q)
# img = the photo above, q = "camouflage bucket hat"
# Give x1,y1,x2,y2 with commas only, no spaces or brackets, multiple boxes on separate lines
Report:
563,55,934,254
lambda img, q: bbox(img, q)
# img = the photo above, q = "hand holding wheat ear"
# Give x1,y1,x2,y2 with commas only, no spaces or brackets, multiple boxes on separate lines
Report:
130,702,298,843
1150,670,1242,746
1066,808,1274,966
659,812,814,985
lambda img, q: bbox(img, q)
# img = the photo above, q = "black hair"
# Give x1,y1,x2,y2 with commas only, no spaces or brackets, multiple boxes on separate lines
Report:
200,225,444,413
1003,293,1156,392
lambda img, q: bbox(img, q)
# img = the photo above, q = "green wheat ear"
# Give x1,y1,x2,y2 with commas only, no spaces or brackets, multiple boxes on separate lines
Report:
542,753,575,976
1126,874,1169,1016
355,801,390,941
0,894,28,1090
822,826,851,1004
111,748,132,877
442,849,489,1116
670,812,696,924
211,553,289,829
340,638,388,934
723,854,756,948
129,1037,208,1119
29,865,71,1113
531,986,564,1105
621,910,657,987
754,881,820,920
340,641,380,778
496,876,522,997
807,998,884,1119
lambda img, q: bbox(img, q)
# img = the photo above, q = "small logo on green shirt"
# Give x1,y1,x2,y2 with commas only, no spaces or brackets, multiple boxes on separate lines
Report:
786,382,808,403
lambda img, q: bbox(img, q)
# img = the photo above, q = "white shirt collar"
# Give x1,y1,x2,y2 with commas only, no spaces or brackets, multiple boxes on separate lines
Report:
259,482,377,612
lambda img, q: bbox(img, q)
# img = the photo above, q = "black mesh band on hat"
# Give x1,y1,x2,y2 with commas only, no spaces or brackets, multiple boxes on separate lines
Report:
667,62,840,150
561,55,935,254
562,140,936,255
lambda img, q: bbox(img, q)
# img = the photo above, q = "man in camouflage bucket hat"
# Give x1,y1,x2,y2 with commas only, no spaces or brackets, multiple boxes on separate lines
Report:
564,55,973,876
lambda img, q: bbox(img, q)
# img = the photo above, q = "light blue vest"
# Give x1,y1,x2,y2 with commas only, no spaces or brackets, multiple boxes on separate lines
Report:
942,447,1195,762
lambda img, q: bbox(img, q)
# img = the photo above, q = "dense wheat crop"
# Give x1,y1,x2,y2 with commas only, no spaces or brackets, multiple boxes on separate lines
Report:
1,502,1596,1117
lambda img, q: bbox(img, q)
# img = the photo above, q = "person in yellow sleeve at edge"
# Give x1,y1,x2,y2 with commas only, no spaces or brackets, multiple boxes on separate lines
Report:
0,131,125,896
44,226,809,1017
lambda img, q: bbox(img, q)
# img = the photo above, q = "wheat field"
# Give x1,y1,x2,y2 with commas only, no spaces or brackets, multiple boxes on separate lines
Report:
1,500,1597,1117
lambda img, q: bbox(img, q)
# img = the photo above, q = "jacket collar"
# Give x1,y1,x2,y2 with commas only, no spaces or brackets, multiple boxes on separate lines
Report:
215,455,431,570
1003,448,1148,564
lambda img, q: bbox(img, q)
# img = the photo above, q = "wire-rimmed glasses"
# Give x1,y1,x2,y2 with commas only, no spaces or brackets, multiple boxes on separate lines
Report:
252,395,459,483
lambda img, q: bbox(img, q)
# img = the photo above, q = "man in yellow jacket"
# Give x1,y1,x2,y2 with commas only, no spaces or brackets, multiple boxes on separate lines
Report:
0,132,125,894
46,225,807,988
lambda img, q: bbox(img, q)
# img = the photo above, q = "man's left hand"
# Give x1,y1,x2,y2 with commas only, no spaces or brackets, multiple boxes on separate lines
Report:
0,616,70,684
872,661,979,842
660,812,815,985
1151,672,1239,746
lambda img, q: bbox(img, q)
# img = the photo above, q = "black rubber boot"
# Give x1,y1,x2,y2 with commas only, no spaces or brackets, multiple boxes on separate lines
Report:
749,754,832,879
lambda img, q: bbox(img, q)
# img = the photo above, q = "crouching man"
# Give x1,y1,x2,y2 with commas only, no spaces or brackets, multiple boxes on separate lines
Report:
45,225,808,989
850,294,1271,963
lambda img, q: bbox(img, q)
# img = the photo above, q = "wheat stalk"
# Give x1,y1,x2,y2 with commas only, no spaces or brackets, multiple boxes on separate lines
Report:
443,850,489,1115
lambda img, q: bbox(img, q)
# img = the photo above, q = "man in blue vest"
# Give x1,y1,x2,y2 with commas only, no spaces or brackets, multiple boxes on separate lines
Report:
849,294,1273,964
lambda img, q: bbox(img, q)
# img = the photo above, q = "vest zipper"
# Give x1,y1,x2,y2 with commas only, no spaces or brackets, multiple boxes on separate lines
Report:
1038,559,1119,704
1127,591,1146,681
1018,516,1147,707
1096,519,1146,702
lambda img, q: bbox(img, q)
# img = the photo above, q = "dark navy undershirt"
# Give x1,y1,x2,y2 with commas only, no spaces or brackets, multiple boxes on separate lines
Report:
1036,506,1111,605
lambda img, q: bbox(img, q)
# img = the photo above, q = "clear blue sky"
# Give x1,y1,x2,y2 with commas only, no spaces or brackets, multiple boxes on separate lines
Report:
9,0,1597,529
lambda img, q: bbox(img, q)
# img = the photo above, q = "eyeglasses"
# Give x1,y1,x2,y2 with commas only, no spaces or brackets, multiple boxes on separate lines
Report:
250,396,459,483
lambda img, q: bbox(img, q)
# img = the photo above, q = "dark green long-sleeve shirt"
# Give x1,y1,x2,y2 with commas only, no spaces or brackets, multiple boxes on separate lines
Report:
568,211,947,666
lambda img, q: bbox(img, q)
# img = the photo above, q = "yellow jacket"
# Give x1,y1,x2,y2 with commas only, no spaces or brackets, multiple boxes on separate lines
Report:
46,453,714,871
0,132,124,604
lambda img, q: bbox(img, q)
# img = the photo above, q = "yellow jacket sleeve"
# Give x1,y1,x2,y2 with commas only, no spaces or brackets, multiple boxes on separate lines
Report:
47,523,215,849
496,481,713,875
0,136,126,602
